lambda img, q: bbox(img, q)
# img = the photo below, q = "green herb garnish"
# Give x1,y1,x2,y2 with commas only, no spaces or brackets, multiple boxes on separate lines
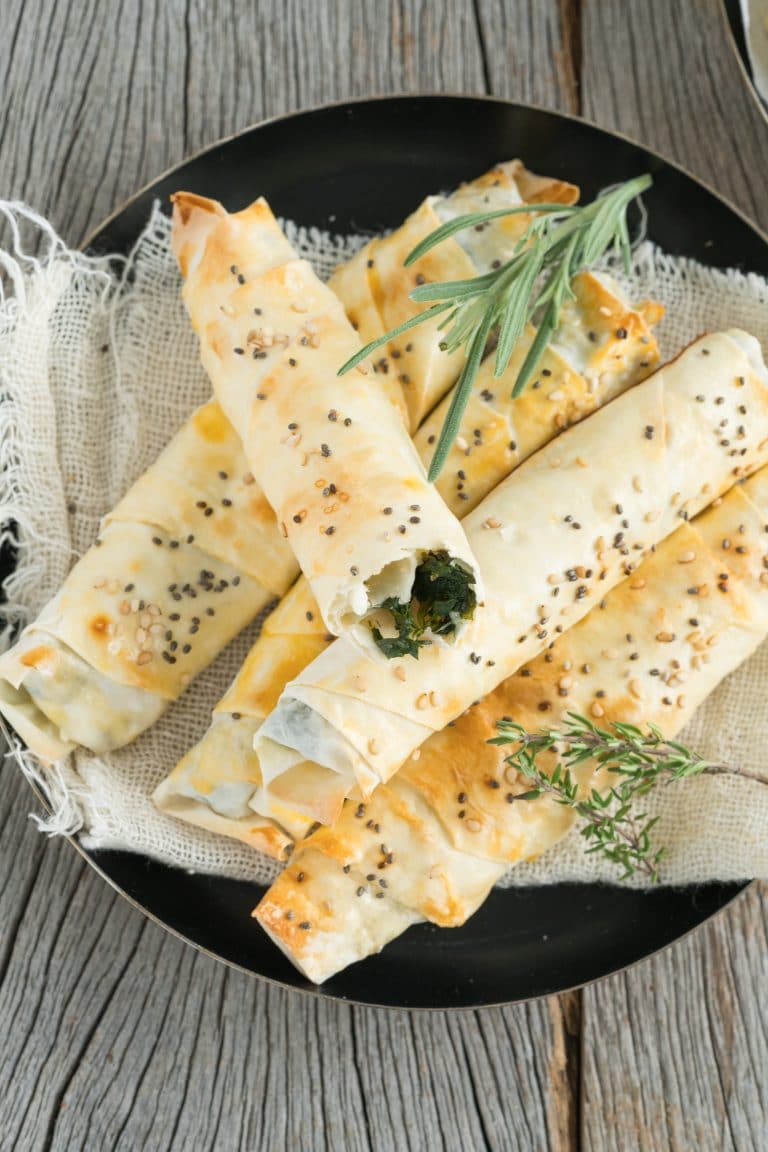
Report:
338,175,652,481
489,712,768,881
370,551,477,659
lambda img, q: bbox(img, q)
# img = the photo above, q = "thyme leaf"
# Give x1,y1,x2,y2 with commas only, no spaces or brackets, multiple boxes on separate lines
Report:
490,712,768,881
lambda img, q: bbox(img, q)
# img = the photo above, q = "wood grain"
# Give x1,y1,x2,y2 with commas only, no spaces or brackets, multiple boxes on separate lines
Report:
0,3,571,1150
578,4,768,1149
474,0,581,113
1,1,768,1149
581,0,768,230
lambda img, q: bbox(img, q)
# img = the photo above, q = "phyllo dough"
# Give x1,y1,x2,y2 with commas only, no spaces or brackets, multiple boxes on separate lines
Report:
172,193,482,660
255,332,768,820
0,401,297,761
255,463,768,983
156,278,662,845
329,159,578,430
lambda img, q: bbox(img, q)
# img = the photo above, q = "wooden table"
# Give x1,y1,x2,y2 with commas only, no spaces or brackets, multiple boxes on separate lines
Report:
1,2,767,1148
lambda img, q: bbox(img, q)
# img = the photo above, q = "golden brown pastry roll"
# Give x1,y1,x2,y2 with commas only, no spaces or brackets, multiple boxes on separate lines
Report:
255,464,768,983
172,193,482,660
0,401,297,762
156,274,662,848
329,160,578,430
255,332,768,821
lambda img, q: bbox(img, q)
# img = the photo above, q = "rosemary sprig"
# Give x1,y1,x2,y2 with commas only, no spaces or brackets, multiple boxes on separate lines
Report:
489,712,768,881
338,175,652,480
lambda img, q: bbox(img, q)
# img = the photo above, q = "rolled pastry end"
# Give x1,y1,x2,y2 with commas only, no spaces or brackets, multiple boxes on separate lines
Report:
253,848,422,984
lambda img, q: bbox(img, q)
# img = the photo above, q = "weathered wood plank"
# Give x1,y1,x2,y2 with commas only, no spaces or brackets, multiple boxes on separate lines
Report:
582,0,768,231
582,882,768,1151
579,3,768,1148
0,2,578,1150
0,753,574,1152
474,0,581,113
0,0,489,248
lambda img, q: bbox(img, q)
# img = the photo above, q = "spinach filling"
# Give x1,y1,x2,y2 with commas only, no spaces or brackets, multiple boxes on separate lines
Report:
370,550,477,659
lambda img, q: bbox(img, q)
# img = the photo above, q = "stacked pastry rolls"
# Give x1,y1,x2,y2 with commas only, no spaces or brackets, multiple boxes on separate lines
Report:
156,271,663,843
0,162,555,761
255,332,768,819
171,166,576,659
255,464,768,982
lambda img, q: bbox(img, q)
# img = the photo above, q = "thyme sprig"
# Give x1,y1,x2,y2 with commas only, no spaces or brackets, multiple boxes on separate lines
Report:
489,712,768,881
338,175,652,480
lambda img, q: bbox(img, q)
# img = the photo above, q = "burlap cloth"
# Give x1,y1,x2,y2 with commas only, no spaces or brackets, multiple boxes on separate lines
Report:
2,201,768,889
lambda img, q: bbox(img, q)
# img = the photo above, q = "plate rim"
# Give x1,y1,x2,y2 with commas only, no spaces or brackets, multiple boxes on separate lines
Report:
13,738,752,1012
80,91,768,252
12,92,764,1009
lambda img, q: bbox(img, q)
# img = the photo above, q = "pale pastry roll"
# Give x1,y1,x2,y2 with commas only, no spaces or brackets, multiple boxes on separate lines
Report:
153,578,333,855
172,193,482,660
157,276,663,849
0,401,297,762
255,464,768,983
255,332,768,821
329,160,578,430
416,271,664,514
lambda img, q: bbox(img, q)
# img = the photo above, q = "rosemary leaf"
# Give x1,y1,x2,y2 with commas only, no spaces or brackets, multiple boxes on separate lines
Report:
338,174,652,478
403,203,570,267
336,301,451,376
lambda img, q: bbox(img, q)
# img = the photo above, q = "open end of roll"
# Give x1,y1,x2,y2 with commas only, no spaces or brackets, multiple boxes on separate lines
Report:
366,550,478,660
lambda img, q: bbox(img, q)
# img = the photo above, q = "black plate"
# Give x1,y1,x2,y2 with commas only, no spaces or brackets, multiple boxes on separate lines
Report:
57,96,768,1008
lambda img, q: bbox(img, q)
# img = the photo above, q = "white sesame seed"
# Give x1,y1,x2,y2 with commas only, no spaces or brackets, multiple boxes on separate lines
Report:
677,551,697,563
591,702,605,718
629,679,644,700
368,738,380,755
394,666,407,682
632,475,644,492
465,818,483,833
137,651,153,666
